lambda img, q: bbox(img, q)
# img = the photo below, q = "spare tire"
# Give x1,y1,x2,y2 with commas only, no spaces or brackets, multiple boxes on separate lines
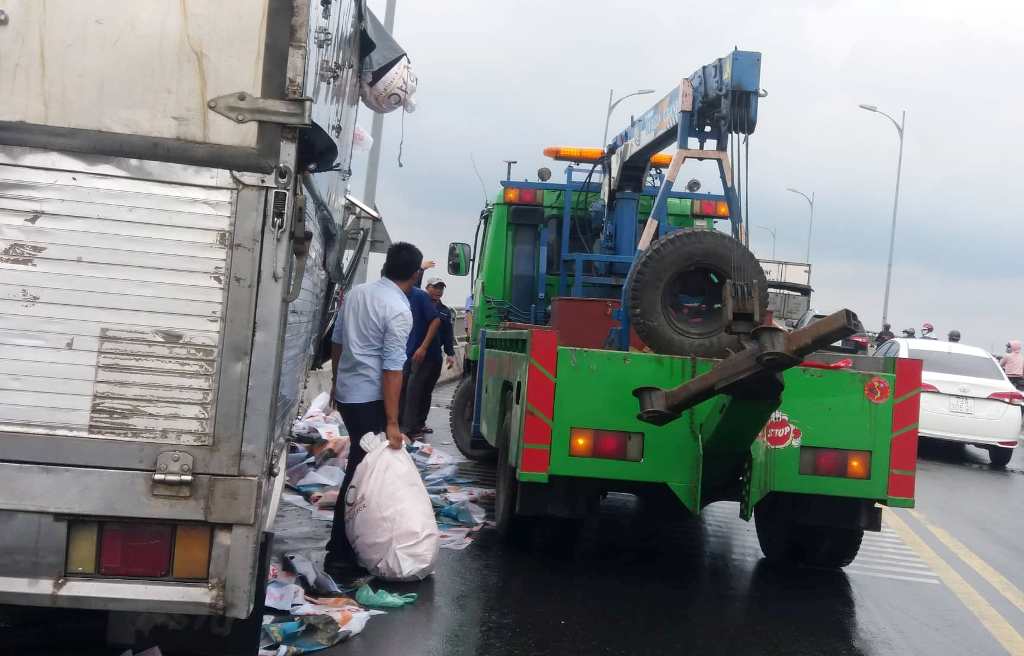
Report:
626,229,767,357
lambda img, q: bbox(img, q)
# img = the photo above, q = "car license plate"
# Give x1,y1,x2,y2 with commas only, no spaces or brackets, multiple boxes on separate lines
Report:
949,396,974,414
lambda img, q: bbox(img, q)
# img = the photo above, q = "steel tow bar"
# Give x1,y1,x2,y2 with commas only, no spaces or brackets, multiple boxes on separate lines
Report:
633,309,859,426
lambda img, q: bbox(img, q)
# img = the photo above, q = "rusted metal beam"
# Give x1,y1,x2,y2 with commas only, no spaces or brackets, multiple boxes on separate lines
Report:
633,309,859,425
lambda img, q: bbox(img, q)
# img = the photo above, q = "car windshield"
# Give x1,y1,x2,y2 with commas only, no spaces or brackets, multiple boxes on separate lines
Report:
908,348,1005,380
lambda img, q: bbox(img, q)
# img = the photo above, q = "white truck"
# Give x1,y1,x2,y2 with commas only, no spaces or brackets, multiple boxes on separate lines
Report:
761,258,812,325
0,0,405,651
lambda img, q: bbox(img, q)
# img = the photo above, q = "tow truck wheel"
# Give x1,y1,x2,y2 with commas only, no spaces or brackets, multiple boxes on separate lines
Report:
450,373,497,462
987,445,1013,468
754,494,863,569
626,229,768,357
495,399,516,539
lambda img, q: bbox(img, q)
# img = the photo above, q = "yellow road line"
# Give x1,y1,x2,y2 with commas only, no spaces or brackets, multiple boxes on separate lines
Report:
884,508,1024,655
909,508,1024,616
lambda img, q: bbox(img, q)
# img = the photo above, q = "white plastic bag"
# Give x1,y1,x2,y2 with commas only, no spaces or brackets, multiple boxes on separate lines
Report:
345,433,438,581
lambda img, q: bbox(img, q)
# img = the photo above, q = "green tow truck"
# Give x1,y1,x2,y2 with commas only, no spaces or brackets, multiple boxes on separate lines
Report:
447,51,921,567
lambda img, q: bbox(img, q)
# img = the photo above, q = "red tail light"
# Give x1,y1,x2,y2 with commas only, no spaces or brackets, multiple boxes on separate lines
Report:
989,391,1024,406
503,187,543,205
99,523,173,577
569,428,643,461
694,199,729,217
799,447,871,479
920,383,940,393
594,430,629,459
850,335,869,347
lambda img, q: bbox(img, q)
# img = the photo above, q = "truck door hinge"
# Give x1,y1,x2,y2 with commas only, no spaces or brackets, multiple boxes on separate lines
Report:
207,92,312,127
152,451,195,498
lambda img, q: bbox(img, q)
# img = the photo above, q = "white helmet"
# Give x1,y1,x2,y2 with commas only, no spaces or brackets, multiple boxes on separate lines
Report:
360,56,417,114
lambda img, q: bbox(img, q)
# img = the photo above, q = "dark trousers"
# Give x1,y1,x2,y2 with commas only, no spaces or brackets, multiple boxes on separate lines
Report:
326,400,386,563
400,358,442,432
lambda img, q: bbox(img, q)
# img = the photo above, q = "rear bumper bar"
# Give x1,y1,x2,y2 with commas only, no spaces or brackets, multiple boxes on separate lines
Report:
0,575,218,615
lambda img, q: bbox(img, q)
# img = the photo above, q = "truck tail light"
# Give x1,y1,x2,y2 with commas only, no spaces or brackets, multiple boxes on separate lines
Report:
66,521,99,574
850,335,869,348
693,200,730,218
569,427,643,461
503,187,543,205
66,521,212,580
799,447,871,480
100,523,173,577
172,525,213,579
988,391,1024,406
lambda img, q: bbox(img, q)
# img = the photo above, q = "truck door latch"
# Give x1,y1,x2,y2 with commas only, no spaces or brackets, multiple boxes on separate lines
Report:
207,92,312,127
152,451,195,498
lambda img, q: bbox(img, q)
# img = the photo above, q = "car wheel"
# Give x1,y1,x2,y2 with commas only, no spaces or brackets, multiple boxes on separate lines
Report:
988,445,1013,468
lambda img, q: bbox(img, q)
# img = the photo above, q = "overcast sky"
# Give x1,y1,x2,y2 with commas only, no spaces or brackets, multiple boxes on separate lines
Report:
351,0,1024,353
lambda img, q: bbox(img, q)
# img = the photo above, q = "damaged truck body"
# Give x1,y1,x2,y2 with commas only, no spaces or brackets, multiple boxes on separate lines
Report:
0,0,401,646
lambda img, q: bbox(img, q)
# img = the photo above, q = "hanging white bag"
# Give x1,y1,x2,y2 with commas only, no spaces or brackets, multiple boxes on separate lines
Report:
344,433,439,581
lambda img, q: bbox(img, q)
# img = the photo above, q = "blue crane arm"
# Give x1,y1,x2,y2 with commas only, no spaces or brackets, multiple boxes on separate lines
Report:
606,50,762,194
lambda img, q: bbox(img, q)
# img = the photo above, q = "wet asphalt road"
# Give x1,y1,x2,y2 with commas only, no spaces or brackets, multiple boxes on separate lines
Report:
310,383,1024,656
7,383,1024,655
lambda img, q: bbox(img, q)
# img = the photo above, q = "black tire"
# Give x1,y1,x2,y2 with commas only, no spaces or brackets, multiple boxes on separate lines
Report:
754,494,863,569
494,395,518,540
450,374,496,462
988,445,1013,468
626,229,768,357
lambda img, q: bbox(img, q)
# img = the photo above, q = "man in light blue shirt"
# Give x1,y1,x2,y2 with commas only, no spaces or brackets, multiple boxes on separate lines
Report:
326,241,422,572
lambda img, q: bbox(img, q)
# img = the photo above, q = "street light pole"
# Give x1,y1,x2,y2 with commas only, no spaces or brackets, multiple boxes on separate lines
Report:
755,225,777,260
602,88,656,147
785,187,814,263
858,104,906,326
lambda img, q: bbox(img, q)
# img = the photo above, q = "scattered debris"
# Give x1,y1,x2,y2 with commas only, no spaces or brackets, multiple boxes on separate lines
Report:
355,584,418,609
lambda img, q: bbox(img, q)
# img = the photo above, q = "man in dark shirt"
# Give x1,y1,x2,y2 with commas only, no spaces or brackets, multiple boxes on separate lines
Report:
406,278,456,436
399,273,440,435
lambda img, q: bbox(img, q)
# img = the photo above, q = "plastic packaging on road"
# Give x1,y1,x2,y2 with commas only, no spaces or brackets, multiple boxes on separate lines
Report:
438,500,486,526
282,552,343,595
355,583,418,608
260,612,373,655
345,432,439,581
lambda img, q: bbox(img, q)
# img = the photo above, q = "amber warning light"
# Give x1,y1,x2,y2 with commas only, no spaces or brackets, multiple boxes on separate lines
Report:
543,146,676,168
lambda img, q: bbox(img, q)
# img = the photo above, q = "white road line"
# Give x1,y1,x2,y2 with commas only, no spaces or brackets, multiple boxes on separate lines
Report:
848,561,936,576
864,536,913,544
854,553,931,568
727,555,939,584
858,543,917,556
844,568,942,585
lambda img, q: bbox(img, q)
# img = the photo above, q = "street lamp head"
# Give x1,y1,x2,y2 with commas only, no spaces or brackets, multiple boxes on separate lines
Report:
858,103,878,112
637,89,656,95
785,187,799,193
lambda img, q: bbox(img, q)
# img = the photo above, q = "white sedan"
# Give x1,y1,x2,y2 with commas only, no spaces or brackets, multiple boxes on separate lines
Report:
876,338,1022,467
